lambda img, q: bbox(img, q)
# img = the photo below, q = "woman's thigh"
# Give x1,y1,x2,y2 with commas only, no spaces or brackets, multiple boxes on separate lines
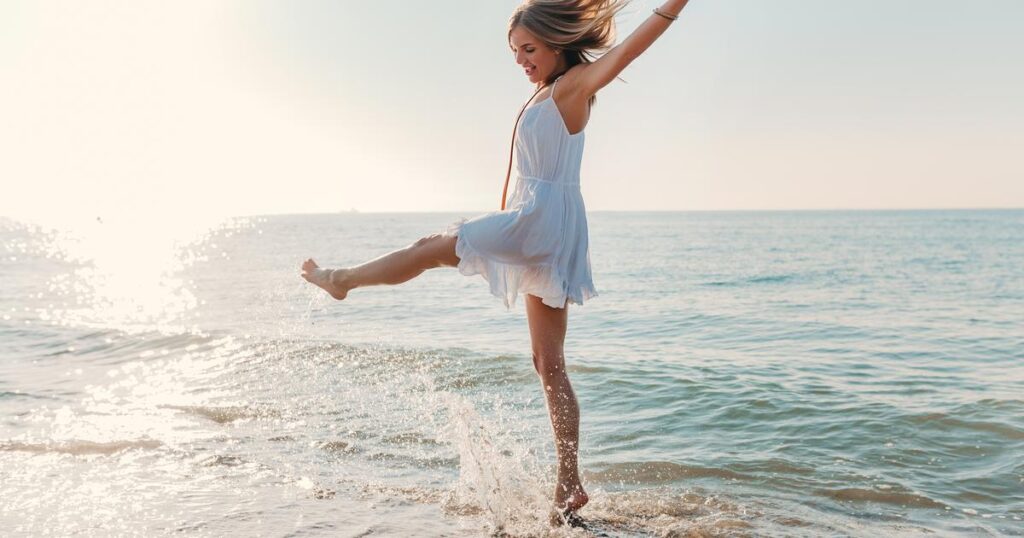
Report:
525,294,569,374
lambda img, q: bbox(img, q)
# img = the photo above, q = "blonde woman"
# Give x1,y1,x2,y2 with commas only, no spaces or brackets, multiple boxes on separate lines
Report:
302,0,690,527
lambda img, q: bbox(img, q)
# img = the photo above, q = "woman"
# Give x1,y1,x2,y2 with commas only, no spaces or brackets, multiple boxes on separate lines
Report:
301,0,689,526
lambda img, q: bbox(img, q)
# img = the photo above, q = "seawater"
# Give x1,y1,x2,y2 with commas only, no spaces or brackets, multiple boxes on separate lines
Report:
1,210,1022,537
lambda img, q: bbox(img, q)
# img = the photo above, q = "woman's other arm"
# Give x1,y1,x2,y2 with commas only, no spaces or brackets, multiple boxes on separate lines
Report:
578,0,691,97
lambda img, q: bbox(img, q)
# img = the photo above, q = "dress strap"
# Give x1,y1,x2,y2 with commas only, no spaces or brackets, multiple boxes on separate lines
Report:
551,74,565,99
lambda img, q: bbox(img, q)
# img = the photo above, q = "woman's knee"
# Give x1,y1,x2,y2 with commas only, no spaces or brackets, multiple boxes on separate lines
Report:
532,350,566,376
412,233,440,248
412,233,459,268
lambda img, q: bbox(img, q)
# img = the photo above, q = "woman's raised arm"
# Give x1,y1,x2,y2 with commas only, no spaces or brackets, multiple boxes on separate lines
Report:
577,0,691,97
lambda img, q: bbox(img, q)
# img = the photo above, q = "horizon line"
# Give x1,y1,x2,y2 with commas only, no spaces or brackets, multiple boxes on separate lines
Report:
247,207,1024,218
2,207,1022,226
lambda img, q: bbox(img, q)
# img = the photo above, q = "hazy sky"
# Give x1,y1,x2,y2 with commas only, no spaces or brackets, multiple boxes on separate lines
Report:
2,0,1021,224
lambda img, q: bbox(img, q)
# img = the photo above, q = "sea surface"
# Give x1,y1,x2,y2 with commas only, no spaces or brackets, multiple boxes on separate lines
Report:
1,209,1022,537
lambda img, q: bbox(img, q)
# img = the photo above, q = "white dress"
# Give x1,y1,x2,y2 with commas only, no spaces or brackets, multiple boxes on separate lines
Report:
441,75,598,309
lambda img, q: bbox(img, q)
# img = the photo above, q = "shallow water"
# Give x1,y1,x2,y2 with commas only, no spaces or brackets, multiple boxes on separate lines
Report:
1,210,1022,536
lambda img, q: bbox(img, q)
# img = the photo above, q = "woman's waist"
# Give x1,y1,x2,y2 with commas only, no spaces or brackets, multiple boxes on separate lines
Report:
517,174,580,186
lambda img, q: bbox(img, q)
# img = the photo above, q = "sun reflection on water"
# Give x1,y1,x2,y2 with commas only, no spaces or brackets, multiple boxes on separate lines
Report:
25,211,255,334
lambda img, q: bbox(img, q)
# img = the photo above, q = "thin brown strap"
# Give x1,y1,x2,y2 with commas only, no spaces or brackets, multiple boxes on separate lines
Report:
501,82,550,210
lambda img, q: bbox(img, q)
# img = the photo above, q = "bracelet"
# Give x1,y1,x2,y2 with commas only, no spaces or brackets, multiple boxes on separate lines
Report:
653,7,679,21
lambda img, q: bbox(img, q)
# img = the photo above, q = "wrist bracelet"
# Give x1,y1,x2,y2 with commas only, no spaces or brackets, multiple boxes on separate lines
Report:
653,7,679,21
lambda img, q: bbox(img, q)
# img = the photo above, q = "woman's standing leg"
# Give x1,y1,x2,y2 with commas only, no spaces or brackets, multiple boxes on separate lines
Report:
301,233,459,299
525,293,589,524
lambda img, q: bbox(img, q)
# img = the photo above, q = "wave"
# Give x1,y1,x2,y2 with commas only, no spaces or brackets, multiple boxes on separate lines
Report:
0,438,162,455
815,486,947,509
159,404,281,424
909,409,1024,438
0,390,58,401
585,460,749,485
704,273,801,287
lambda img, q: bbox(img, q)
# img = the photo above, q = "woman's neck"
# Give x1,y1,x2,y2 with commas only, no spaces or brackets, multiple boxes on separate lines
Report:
536,62,569,91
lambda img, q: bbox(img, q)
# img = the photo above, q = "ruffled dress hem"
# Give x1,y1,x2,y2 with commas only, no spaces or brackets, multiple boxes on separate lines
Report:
442,218,598,310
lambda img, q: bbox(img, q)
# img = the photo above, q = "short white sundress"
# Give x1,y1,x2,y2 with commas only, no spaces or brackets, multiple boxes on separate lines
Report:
441,75,598,310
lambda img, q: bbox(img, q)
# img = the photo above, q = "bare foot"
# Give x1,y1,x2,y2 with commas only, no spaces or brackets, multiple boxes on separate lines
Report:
550,482,589,527
300,258,351,300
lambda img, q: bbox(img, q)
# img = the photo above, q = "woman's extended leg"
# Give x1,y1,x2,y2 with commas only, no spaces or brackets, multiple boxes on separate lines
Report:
524,293,589,524
301,233,459,300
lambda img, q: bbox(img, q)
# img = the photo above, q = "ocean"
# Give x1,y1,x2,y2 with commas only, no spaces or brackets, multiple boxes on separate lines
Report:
1,209,1022,537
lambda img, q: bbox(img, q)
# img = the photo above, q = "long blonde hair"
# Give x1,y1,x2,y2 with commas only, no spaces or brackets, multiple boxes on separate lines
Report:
508,0,631,108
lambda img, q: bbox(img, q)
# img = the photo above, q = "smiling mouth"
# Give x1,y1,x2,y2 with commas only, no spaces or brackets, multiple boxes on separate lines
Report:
524,65,536,76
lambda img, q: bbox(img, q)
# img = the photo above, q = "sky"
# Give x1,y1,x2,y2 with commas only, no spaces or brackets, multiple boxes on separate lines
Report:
1,0,1022,226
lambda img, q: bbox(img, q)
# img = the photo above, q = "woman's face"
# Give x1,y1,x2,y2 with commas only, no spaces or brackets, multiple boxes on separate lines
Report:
509,25,561,85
